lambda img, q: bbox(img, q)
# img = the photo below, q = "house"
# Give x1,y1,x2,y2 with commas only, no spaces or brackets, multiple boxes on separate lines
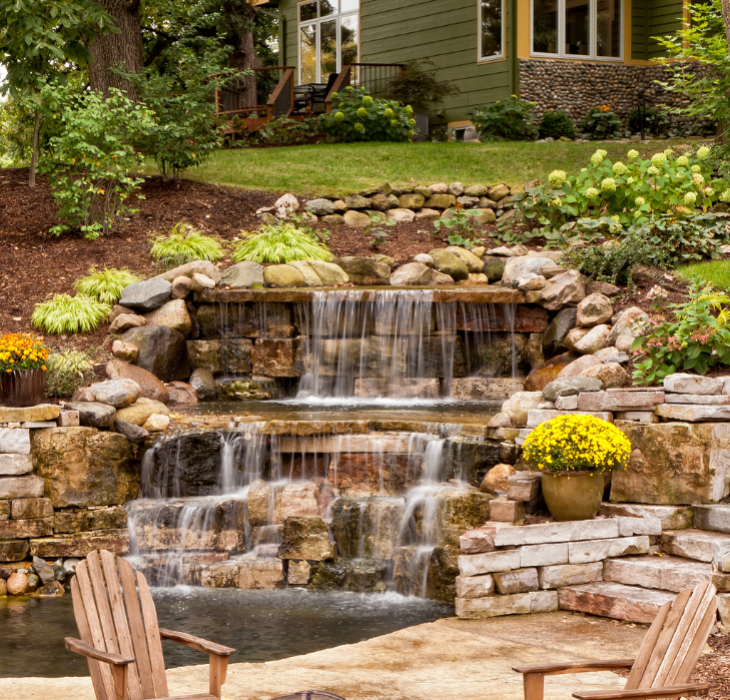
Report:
266,0,693,133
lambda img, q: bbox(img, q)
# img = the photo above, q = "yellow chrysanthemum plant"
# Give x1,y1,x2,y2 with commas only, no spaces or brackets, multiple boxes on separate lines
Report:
522,415,631,476
0,333,49,374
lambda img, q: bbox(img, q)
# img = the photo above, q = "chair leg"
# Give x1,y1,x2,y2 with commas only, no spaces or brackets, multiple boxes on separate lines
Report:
111,665,128,700
209,654,229,698
524,673,545,700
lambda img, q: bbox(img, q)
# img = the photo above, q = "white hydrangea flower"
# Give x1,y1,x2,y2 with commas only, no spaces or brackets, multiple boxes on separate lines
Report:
586,187,600,198
635,196,646,206
704,187,715,197
693,173,705,188
612,161,628,175
651,152,666,166
684,191,697,205
634,210,643,218
676,155,689,167
647,166,660,176
628,149,639,160
664,148,673,157
549,170,567,187
720,189,730,203
551,197,563,207
697,146,711,159
610,215,620,222
601,177,617,193
692,165,701,173
591,150,606,165
627,176,635,185
580,167,588,172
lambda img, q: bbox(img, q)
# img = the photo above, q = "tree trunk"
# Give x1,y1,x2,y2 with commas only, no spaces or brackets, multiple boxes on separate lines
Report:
88,0,144,99
28,110,41,189
225,1,261,108
722,0,730,51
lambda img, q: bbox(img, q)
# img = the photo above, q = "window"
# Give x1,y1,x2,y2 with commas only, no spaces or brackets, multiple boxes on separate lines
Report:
298,0,359,84
531,0,622,60
478,0,505,61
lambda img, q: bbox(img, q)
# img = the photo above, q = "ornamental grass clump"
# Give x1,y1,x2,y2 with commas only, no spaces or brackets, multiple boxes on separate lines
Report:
150,223,226,268
232,222,333,264
522,415,631,475
0,334,49,374
74,266,140,305
45,349,96,398
31,294,111,335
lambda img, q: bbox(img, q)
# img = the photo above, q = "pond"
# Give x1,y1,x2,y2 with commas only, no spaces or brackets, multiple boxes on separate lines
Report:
1,587,450,678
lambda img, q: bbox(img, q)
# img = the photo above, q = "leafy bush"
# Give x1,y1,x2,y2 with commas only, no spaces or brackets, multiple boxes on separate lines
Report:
38,85,155,239
538,110,575,140
522,415,631,474
235,115,326,147
579,106,624,140
322,86,415,142
627,105,668,136
433,207,483,248
150,223,226,268
232,222,332,263
32,294,111,335
45,349,95,398
632,288,730,383
0,333,49,373
470,96,538,141
74,267,140,305
382,59,459,114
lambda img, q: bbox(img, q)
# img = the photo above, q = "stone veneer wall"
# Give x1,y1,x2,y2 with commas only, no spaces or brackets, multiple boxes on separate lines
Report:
518,58,708,123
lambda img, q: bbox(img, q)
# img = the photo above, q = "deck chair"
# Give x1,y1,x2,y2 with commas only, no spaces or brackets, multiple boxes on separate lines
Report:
513,582,717,700
65,550,236,700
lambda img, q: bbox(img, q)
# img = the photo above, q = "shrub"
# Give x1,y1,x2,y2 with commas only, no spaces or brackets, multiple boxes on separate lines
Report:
579,106,624,140
150,223,226,268
235,115,326,147
38,85,155,239
470,96,538,141
0,333,49,374
632,287,730,383
538,110,575,140
45,349,95,398
322,86,415,142
382,59,459,114
74,267,140,305
433,207,483,248
522,415,631,474
627,105,668,136
32,294,111,335
232,222,332,263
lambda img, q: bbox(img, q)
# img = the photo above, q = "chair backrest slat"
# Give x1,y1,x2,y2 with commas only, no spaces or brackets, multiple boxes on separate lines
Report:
117,557,158,699
137,571,169,697
624,600,672,690
87,552,121,657
76,561,117,700
71,576,109,700
99,550,144,700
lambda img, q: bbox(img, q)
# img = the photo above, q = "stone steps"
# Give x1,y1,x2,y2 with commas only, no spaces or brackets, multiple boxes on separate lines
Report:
558,581,676,623
660,529,730,562
693,505,730,534
603,555,712,593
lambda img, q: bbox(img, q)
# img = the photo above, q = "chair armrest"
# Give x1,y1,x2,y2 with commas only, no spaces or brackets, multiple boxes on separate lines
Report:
513,659,635,676
573,682,710,700
159,628,236,657
65,638,134,666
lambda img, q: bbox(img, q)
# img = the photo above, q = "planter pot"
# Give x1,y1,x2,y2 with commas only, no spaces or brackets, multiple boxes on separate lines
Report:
541,471,605,521
0,369,47,407
415,114,429,142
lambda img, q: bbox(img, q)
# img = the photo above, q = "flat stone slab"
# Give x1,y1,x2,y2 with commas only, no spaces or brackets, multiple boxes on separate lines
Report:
558,582,676,623
615,517,662,537
0,453,33,476
599,503,693,530
520,542,568,568
456,590,558,619
0,405,59,423
665,394,730,405
455,574,495,599
0,517,53,540
0,428,30,454
526,410,613,429
29,530,129,558
577,390,664,412
603,555,711,593
693,504,730,534
568,536,649,564
0,475,44,499
654,404,730,421
664,374,724,395
458,550,521,576
494,520,619,547
660,529,730,562
538,563,602,589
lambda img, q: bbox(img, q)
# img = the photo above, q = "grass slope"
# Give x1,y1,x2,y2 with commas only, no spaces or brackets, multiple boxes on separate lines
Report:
677,260,730,292
164,139,700,196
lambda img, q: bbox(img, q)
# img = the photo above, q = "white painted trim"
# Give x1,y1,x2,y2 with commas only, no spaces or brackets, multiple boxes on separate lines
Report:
477,0,507,63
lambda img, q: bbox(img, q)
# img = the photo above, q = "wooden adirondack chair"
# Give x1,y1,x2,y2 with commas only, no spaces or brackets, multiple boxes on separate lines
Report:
65,550,236,700
513,582,717,700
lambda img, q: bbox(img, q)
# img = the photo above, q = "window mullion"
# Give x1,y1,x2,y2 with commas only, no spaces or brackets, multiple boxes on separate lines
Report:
559,0,565,58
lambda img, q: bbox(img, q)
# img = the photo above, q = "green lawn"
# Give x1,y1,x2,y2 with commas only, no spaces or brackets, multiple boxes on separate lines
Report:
151,138,701,197
676,260,730,292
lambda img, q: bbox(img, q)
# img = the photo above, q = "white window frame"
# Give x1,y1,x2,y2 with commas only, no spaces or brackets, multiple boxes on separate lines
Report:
529,0,623,62
297,0,359,84
477,0,506,62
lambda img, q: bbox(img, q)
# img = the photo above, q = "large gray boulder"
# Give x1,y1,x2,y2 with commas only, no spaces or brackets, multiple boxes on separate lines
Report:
120,325,188,381
335,257,391,285
429,249,469,281
144,299,192,337
119,278,172,312
89,379,140,408
502,257,555,288
543,308,577,356
190,368,217,400
221,262,264,288
389,262,434,286
63,402,116,429
305,198,335,216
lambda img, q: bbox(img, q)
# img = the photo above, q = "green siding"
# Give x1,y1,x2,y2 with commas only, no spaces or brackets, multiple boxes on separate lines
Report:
646,0,684,59
631,0,648,61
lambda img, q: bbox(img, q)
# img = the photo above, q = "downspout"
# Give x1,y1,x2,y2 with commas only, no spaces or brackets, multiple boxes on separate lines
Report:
510,0,519,96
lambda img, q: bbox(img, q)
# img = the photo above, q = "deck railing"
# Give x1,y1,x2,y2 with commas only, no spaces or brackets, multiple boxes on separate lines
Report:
325,63,406,111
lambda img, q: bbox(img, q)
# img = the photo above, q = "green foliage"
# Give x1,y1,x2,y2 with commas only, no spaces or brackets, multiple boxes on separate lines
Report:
627,105,667,136
74,267,140,305
45,349,96,398
677,260,730,292
234,115,326,148
322,87,416,143
232,222,332,263
632,288,730,383
470,96,538,142
366,219,397,249
150,223,226,268
578,107,624,140
32,294,111,335
0,95,35,166
538,111,575,140
38,85,155,239
382,59,459,114
433,207,483,248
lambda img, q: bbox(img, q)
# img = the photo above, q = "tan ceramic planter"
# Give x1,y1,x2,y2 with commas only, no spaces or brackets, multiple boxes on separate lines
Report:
541,471,605,521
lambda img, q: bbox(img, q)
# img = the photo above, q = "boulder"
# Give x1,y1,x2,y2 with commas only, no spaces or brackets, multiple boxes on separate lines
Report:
446,246,484,272
399,193,425,210
577,293,613,327
517,274,546,292
63,402,116,429
106,360,169,404
415,208,441,221
321,214,345,225
264,264,306,287
119,278,171,312
389,262,433,286
32,556,55,585
543,376,603,402
481,464,516,492
663,374,724,396
564,328,589,352
7,572,27,596
580,362,631,388
111,340,139,364
287,261,323,286
387,208,416,223
307,261,349,285
524,352,577,392
615,335,635,353
609,307,649,344
569,324,611,354
273,192,299,218
587,282,621,297
465,184,489,197
489,184,511,201
156,261,222,285
429,249,469,281
120,326,188,382
166,381,198,406
414,254,434,267
557,355,602,378
426,194,456,209
144,299,192,337
502,257,556,288
278,516,335,561
369,194,393,212
501,391,544,427
482,257,507,283
115,398,170,427
190,368,216,400
430,183,448,194
171,276,193,299
35,581,65,597
530,270,585,311
344,210,371,227
448,182,464,196
305,198,335,216
335,257,391,285
190,273,215,292
89,379,140,408
344,195,372,210
108,313,146,334
114,419,149,444
143,414,170,432
468,208,497,225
